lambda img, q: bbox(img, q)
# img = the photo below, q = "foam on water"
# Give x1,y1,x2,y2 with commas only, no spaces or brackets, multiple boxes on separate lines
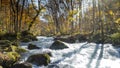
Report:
21,36,120,68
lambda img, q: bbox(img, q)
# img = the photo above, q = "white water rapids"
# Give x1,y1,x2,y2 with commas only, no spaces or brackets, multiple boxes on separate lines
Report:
20,36,120,68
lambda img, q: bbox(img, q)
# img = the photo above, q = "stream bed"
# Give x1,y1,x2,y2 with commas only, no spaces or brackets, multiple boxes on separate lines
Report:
20,36,120,68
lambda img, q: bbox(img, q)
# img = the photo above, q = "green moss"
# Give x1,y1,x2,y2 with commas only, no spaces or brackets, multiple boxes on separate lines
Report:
16,47,27,54
11,45,27,53
110,32,120,45
26,35,38,41
44,54,50,64
16,33,21,40
50,40,68,50
1,52,21,68
6,52,21,62
111,33,120,39
4,45,27,53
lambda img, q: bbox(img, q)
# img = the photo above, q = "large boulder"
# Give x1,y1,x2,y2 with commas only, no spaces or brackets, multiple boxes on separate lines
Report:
110,33,120,46
50,40,68,50
54,36,76,43
54,34,88,43
0,52,20,68
26,35,38,41
27,54,50,66
28,44,40,50
12,62,32,68
3,45,27,54
5,52,21,63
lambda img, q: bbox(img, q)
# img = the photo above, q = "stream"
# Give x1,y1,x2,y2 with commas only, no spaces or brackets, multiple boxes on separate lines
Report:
20,36,120,68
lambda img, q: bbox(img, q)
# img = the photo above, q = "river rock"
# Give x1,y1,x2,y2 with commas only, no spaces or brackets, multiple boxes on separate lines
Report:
54,34,87,43
12,62,32,68
27,54,50,66
54,36,76,43
28,44,40,50
50,40,68,50
0,52,20,68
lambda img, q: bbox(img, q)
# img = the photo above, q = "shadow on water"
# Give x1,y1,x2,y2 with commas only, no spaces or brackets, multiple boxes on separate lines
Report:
87,44,100,68
63,43,89,58
95,44,104,68
51,43,88,64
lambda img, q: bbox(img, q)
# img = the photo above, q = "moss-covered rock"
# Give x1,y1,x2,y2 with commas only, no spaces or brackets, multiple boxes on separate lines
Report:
28,44,40,50
54,34,87,43
16,47,27,54
27,54,50,66
5,52,21,62
3,45,27,54
110,32,120,46
54,36,76,43
12,62,32,68
26,35,38,41
50,40,68,50
0,52,21,68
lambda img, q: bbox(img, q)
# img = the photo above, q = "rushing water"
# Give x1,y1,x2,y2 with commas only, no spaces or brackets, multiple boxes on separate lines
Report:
20,36,120,68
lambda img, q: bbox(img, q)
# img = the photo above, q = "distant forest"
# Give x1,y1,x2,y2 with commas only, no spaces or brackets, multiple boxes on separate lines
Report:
0,0,119,44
